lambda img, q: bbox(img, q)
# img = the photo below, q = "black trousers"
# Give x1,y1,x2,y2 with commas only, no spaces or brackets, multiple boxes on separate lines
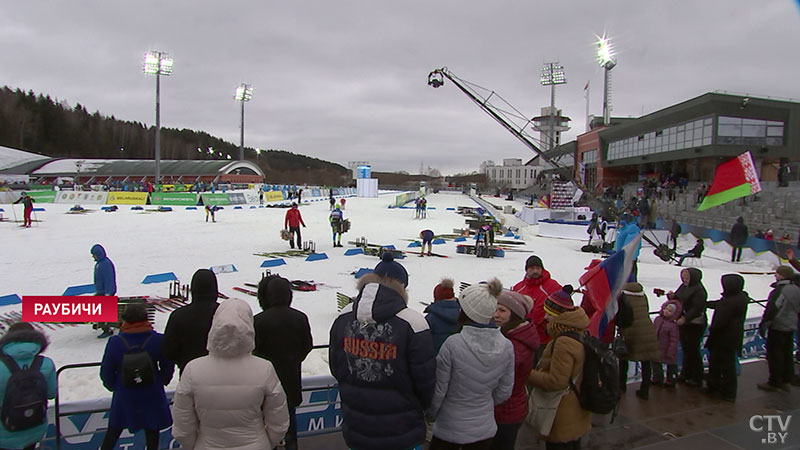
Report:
289,226,302,249
707,344,738,399
767,329,796,386
731,246,743,262
545,440,581,450
489,422,522,450
100,427,159,450
679,323,707,384
620,360,652,394
430,436,492,450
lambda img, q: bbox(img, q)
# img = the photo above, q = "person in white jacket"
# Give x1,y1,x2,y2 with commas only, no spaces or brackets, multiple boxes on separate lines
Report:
171,298,289,450
427,278,514,449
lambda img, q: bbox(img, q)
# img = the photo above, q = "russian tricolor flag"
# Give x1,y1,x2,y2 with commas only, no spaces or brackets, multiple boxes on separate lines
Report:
579,232,642,338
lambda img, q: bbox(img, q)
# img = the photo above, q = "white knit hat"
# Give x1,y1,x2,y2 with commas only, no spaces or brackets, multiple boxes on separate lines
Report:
459,278,503,324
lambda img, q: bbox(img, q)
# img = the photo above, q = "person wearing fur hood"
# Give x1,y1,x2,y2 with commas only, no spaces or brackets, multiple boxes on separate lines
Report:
329,252,436,450
0,323,57,450
427,278,514,449
527,286,591,448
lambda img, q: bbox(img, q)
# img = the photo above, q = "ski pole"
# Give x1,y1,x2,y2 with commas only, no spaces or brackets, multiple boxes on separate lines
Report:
11,204,18,224
32,208,39,227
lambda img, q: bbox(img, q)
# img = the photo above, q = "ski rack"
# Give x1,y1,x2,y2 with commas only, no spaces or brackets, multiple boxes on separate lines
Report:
169,280,189,302
302,240,316,253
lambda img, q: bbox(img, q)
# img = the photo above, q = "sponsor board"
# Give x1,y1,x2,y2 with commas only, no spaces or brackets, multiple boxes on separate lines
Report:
27,191,58,203
150,193,198,206
107,192,149,205
227,192,247,205
201,193,230,206
265,190,285,202
55,191,108,205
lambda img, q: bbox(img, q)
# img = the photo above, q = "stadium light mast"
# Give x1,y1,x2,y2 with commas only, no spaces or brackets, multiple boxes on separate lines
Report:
143,51,173,183
596,34,617,126
235,83,253,161
539,62,566,149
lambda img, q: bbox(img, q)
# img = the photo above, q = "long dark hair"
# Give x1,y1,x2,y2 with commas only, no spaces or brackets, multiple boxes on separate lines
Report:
500,314,525,335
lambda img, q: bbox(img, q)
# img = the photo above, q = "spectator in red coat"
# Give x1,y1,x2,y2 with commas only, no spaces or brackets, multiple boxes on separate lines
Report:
512,255,562,344
492,290,539,450
283,203,306,249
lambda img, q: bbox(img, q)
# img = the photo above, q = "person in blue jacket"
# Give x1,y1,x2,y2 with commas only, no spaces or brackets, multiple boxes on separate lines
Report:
0,323,57,450
614,216,642,281
424,278,461,353
99,304,174,450
329,252,436,450
92,244,117,338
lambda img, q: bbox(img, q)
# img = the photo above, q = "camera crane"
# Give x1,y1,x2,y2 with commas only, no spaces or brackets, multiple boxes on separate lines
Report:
428,67,669,254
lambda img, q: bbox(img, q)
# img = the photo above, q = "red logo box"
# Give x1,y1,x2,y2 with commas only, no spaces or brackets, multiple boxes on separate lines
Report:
23,296,118,323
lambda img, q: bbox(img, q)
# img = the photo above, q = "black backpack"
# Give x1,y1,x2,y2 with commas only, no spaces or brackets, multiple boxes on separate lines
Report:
119,334,155,388
0,354,48,431
563,331,622,418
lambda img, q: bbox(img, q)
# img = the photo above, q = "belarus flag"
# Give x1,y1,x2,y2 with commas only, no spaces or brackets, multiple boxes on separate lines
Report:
698,151,762,211
579,232,641,338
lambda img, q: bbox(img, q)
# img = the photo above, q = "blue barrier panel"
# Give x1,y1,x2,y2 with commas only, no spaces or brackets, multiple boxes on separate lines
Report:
33,207,45,212
407,241,421,248
131,206,144,210
62,284,95,296
344,248,364,256
354,268,373,278
250,206,257,209
141,272,178,284
446,207,455,211
157,206,173,212
0,294,22,306
454,236,467,242
234,206,243,209
515,235,521,239
505,231,515,237
306,253,328,262
261,259,287,268
432,238,446,245
186,206,198,210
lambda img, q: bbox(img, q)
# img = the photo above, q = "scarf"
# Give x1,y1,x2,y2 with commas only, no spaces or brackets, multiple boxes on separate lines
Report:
120,320,153,334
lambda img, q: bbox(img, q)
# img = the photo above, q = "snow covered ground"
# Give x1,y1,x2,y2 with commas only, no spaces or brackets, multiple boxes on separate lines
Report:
0,191,780,403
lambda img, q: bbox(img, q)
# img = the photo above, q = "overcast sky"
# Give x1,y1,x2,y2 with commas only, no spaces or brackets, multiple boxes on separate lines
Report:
1,1,798,175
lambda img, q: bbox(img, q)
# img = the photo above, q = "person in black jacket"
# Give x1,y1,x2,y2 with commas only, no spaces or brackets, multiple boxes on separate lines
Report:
162,269,220,374
703,274,748,402
668,267,707,387
729,217,748,262
329,253,436,450
675,239,704,266
253,275,313,450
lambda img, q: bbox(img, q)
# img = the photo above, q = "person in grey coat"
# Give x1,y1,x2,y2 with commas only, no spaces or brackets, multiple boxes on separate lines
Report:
757,266,800,392
427,278,514,449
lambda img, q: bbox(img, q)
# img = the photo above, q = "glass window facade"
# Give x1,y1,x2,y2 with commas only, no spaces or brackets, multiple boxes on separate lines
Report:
716,116,783,146
582,149,598,166
608,117,713,161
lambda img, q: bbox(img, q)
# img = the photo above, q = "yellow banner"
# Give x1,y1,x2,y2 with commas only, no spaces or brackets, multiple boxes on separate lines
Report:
107,192,149,205
265,190,284,202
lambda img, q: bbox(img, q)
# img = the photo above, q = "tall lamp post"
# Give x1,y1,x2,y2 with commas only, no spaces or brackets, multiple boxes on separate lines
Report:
596,34,617,126
235,83,253,161
143,51,173,183
539,62,566,149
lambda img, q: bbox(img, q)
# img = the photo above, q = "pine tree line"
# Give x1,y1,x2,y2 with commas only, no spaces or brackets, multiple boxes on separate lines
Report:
0,86,348,185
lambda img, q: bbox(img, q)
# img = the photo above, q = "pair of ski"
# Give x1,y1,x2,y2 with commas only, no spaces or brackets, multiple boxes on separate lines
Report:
253,249,313,258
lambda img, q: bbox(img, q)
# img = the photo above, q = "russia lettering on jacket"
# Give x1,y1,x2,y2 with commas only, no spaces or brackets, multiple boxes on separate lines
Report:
342,337,397,360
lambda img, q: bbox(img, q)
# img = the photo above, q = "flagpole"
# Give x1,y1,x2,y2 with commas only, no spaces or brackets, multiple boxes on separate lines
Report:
585,81,590,132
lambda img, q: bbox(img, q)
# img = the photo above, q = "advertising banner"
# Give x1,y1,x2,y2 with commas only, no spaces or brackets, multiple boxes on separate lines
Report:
106,192,148,205
265,190,284,202
55,191,107,204
27,191,57,203
227,192,247,205
150,193,198,206
201,193,230,206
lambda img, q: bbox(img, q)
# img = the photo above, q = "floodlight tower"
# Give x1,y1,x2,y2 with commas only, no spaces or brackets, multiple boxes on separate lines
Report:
596,34,617,126
235,84,253,161
539,62,567,149
143,51,173,183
